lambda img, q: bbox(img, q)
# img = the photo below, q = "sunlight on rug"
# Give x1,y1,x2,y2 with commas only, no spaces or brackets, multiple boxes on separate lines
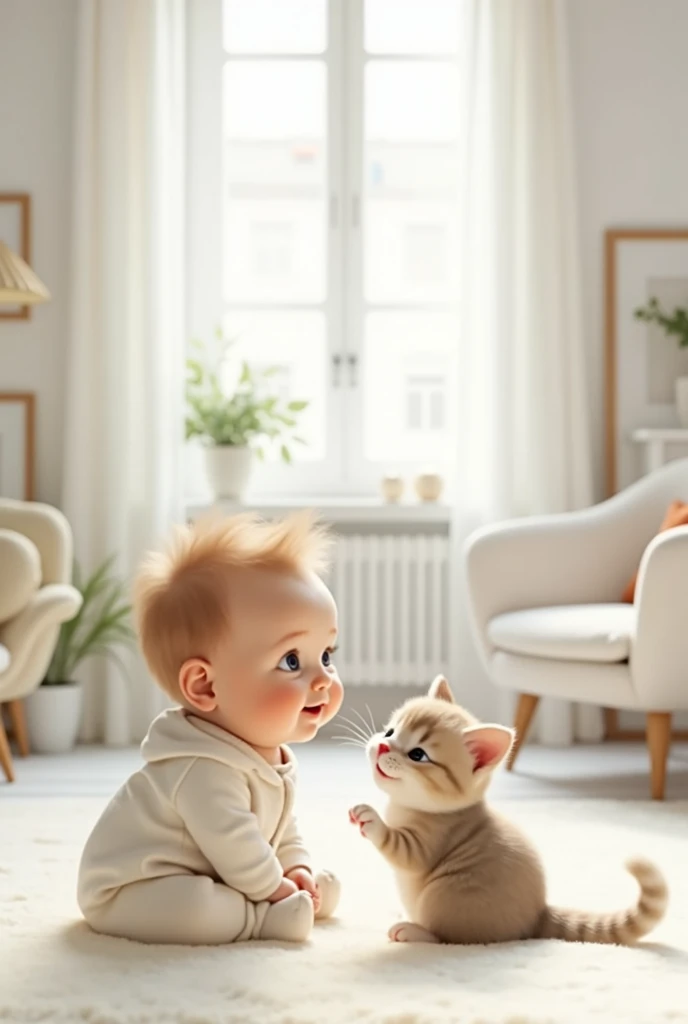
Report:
1,793,687,1024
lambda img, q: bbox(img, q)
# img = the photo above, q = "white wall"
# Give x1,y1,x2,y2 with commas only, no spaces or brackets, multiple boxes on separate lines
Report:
0,0,77,506
1,0,687,508
566,0,688,499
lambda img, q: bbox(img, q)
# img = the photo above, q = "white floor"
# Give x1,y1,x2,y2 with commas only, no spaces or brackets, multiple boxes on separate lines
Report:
2,737,688,801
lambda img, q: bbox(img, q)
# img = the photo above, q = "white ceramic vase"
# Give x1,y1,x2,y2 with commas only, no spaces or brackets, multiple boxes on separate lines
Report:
676,377,688,428
381,473,404,503
24,682,83,754
414,470,444,503
203,445,254,500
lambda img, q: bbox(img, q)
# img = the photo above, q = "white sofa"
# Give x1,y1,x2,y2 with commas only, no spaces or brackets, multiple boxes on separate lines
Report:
0,499,82,781
464,457,688,800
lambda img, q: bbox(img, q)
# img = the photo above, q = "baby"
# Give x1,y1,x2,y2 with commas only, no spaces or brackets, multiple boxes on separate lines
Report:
77,510,343,944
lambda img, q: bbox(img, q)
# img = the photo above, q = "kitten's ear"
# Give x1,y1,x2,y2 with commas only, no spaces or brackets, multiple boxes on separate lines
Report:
462,725,514,772
428,674,455,703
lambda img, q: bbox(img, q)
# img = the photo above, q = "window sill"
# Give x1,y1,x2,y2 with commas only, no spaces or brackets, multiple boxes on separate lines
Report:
185,495,451,525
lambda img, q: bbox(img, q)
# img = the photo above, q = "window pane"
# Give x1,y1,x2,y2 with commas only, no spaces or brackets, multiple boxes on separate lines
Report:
364,61,459,303
222,311,327,461
224,62,326,302
366,201,458,303
365,0,459,54
362,312,456,463
366,61,458,143
223,0,326,54
225,62,325,140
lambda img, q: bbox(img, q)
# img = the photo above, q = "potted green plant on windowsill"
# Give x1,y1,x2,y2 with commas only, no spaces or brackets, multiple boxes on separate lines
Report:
634,297,688,425
185,332,309,500
24,556,136,754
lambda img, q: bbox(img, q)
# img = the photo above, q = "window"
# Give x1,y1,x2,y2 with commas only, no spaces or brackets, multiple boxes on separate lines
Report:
187,0,461,497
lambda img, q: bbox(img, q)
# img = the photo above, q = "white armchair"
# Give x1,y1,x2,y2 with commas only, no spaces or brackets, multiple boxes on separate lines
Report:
464,457,688,800
0,499,82,782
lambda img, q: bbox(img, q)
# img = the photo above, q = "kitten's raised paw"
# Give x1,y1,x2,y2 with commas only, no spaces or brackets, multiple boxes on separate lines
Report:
388,921,440,944
348,804,383,842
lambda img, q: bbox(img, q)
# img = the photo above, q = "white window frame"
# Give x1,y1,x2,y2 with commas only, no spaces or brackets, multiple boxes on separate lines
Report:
185,0,458,502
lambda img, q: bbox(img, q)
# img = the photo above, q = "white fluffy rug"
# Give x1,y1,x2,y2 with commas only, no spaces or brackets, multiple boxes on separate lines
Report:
1,794,687,1024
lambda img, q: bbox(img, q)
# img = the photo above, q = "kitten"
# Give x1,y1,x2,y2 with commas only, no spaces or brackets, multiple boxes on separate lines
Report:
348,676,668,945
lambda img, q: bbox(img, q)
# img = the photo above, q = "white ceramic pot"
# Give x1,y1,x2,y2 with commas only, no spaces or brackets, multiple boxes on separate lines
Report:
414,469,444,503
203,445,254,500
381,473,404,503
676,377,688,428
24,682,83,754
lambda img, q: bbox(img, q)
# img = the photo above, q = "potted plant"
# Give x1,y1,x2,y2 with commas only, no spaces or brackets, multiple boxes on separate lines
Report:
185,332,308,500
634,297,688,425
24,556,136,754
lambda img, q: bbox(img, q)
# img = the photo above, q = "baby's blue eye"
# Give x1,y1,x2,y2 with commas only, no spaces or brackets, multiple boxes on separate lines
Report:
408,747,429,762
322,650,331,667
277,652,300,672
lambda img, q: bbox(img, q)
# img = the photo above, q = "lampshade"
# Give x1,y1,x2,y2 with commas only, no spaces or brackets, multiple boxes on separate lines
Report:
0,240,50,305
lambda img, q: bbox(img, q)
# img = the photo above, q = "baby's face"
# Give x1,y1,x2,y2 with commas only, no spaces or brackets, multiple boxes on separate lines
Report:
206,568,342,753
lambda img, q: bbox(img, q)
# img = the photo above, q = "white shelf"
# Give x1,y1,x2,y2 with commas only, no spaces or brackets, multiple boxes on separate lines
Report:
631,428,688,442
185,496,451,525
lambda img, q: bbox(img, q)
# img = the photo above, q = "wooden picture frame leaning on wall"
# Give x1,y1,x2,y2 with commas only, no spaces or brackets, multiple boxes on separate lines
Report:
604,228,688,741
0,392,35,501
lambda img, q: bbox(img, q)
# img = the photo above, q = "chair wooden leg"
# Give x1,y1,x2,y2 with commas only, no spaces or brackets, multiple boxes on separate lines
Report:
646,712,672,801
7,700,29,757
507,693,540,771
0,714,15,783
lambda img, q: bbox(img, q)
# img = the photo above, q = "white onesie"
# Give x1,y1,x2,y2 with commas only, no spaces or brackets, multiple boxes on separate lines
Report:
77,708,336,943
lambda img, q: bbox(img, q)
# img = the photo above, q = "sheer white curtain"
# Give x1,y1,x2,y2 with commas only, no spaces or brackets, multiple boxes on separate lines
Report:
63,0,186,745
451,0,601,744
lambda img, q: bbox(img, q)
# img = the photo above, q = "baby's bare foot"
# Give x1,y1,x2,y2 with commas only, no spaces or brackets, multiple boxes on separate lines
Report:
260,891,314,942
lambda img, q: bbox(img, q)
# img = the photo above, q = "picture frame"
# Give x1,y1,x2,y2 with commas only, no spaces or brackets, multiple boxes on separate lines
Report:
0,393,35,500
0,193,31,321
605,228,688,495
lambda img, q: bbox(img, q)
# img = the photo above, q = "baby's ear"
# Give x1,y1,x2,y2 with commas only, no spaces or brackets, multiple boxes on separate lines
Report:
462,725,514,772
428,674,455,703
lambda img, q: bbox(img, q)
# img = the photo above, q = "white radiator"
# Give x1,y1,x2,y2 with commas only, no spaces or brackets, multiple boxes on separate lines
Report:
326,532,450,686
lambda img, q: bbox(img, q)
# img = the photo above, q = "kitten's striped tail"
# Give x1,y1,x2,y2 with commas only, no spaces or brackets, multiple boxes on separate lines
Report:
535,858,668,945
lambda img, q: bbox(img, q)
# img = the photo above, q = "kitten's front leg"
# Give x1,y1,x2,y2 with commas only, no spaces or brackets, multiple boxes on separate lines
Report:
348,804,386,847
348,805,420,872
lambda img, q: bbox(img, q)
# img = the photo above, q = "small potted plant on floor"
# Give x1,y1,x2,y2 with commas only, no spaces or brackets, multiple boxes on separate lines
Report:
24,556,136,754
185,332,308,500
635,297,688,425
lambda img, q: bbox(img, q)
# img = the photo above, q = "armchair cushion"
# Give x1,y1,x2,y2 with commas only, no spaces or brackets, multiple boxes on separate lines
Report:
0,529,41,623
487,604,635,664
622,500,688,603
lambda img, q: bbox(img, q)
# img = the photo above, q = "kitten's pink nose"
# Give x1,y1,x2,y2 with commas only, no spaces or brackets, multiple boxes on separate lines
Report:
378,742,390,756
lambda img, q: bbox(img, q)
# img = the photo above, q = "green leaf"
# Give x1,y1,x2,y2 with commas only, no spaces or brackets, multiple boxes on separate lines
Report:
44,556,136,684
184,336,308,448
280,444,292,464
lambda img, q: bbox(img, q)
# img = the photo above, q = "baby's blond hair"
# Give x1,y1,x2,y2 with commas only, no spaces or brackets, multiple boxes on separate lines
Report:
133,510,332,699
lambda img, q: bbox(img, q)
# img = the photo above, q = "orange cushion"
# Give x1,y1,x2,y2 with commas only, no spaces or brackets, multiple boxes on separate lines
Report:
622,499,688,603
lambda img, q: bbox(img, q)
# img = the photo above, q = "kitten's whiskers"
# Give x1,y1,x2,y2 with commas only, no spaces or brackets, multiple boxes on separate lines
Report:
337,715,372,744
331,735,368,749
349,706,376,738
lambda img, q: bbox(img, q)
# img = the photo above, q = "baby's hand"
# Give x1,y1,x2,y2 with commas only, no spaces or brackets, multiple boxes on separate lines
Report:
267,877,299,903
285,867,321,914
348,804,384,844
